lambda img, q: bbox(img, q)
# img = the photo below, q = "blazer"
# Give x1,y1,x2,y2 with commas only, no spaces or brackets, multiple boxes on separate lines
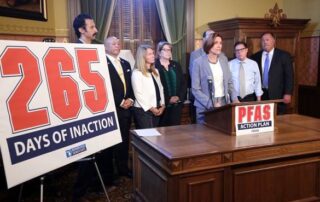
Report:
107,57,135,113
155,59,187,105
131,69,165,112
191,54,237,110
189,48,206,76
251,48,294,99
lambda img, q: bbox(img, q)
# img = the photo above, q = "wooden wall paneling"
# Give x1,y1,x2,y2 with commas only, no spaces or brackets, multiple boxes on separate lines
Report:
298,36,320,86
208,18,309,113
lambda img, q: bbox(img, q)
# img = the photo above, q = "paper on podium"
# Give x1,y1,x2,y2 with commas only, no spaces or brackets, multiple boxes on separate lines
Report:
134,128,161,137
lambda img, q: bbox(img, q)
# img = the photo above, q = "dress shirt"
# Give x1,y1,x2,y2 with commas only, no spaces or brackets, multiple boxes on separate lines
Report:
209,61,224,97
261,48,274,75
229,58,263,97
107,54,126,93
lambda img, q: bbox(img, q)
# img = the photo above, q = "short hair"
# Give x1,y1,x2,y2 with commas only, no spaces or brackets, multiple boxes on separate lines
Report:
156,41,172,58
202,29,214,39
135,44,158,77
203,33,222,54
261,32,275,39
234,41,248,49
73,13,93,38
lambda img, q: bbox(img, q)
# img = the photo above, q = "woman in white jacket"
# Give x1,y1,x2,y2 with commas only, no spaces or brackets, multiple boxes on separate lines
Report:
131,44,165,128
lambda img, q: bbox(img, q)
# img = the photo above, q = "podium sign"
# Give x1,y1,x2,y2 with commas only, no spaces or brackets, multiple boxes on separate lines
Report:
235,103,275,136
204,100,279,136
0,40,122,188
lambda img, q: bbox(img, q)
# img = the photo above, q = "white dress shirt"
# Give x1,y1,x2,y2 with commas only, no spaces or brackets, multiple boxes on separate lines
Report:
261,48,274,75
229,58,263,97
209,61,224,97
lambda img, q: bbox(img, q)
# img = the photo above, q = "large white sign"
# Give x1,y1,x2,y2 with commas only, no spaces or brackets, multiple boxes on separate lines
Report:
235,103,275,136
0,40,121,188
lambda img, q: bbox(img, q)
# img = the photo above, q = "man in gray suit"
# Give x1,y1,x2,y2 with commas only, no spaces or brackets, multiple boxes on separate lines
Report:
189,29,215,76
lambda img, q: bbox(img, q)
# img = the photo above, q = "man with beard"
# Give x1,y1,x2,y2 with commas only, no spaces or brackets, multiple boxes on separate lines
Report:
72,13,114,202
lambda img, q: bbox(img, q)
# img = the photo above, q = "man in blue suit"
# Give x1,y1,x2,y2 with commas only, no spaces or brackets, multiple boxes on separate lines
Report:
251,32,294,114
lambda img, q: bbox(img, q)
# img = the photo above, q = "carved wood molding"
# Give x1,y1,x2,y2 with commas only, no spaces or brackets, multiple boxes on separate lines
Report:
0,23,55,36
264,3,287,27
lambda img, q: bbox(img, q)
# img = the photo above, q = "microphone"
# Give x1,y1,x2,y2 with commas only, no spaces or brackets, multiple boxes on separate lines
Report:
207,76,214,105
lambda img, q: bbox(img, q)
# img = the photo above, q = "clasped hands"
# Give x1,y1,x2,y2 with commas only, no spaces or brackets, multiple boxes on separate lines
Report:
120,99,134,109
149,105,165,116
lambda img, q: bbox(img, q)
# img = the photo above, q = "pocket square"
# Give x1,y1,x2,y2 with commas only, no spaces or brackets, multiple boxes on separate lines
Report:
126,69,131,72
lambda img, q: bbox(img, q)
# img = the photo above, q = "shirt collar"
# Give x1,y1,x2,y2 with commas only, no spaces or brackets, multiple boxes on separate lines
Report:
106,54,120,63
236,58,248,64
264,48,274,56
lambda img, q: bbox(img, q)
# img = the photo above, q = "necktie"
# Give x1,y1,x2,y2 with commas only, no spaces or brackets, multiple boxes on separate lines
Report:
239,61,246,98
114,59,126,94
263,53,269,88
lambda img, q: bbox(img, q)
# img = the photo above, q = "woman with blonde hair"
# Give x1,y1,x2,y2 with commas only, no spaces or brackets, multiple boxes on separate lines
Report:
155,41,186,126
131,44,165,128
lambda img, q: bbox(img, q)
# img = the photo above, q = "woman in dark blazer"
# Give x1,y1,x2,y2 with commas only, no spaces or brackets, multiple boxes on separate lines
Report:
155,41,187,126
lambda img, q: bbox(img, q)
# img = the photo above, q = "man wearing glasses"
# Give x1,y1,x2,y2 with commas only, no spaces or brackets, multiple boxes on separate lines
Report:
229,41,263,102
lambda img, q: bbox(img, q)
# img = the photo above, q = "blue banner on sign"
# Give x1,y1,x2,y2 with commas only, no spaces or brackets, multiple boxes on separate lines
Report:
7,112,117,164
237,120,272,130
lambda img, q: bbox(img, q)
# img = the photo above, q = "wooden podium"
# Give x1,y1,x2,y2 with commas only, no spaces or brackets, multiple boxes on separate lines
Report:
203,100,282,135
131,114,320,202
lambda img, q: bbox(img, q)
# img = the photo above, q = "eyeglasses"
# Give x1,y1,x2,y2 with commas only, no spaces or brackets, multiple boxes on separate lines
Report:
235,47,247,53
162,48,171,52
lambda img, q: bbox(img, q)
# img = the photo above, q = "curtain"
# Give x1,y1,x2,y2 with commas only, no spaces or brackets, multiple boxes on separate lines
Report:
67,0,81,43
80,0,117,43
155,0,187,73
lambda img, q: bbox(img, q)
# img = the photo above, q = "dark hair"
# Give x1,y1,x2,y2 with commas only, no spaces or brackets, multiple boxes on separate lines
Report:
203,33,222,54
261,32,275,39
234,41,248,49
73,13,93,38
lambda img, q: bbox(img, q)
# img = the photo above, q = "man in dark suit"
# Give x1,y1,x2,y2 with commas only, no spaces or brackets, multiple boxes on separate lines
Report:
72,14,115,202
73,13,98,44
104,36,134,178
251,32,294,114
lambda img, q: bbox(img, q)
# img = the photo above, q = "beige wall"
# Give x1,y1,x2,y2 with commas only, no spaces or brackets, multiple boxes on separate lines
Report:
0,0,68,38
195,0,282,38
195,0,319,38
283,0,320,36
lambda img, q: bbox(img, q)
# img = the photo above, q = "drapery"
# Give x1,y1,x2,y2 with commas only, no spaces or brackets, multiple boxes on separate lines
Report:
155,0,187,73
80,0,117,43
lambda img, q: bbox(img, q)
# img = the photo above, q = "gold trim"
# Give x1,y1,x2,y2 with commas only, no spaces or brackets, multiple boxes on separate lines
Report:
264,3,287,27
0,24,54,36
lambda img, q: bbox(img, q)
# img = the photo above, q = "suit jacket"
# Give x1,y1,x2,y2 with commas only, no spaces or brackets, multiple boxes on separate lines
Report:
189,48,206,76
155,59,187,105
251,48,293,99
191,54,237,110
107,57,134,116
131,69,165,112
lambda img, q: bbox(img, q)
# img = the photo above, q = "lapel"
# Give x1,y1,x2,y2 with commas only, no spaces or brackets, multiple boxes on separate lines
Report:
202,55,213,78
120,59,132,85
269,48,279,73
107,57,123,82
